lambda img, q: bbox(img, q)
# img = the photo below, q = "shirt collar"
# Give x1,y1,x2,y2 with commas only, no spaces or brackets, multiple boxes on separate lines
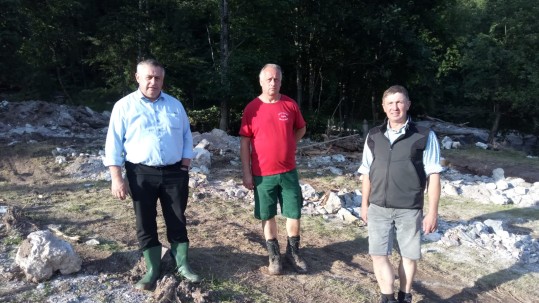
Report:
386,116,411,134
136,89,163,103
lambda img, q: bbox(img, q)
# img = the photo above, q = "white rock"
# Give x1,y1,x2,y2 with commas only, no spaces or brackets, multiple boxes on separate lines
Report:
323,192,343,214
441,136,453,149
331,154,346,162
451,141,462,149
442,184,459,196
423,232,442,242
514,187,529,195
492,168,505,181
337,208,359,223
329,166,343,175
495,180,509,191
485,183,497,190
15,230,81,282
192,148,211,168
301,183,318,201
85,239,100,246
489,193,510,205
475,142,488,149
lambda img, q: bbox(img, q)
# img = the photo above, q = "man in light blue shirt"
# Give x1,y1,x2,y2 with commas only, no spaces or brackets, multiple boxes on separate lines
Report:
104,59,200,290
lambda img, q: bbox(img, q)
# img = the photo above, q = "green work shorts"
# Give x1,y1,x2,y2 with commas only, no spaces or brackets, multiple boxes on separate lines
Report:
253,169,303,220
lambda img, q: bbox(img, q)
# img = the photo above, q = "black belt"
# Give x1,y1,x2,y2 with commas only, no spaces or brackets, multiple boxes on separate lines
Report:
127,161,181,169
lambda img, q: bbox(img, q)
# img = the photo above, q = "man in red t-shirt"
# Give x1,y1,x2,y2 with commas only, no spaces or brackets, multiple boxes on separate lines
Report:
239,63,308,275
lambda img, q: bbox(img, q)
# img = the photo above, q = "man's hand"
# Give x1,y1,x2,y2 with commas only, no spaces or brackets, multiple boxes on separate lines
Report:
360,206,368,224
422,211,438,234
109,166,128,200
111,178,128,200
242,173,254,190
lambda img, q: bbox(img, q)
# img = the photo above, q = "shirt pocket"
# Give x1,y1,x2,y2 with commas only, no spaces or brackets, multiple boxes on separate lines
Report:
165,112,182,129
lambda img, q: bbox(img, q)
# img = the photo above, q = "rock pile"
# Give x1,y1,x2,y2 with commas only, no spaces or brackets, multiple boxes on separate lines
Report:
1,100,538,272
424,219,539,264
441,167,539,207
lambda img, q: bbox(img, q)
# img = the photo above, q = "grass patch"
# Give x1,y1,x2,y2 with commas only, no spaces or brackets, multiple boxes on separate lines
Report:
301,215,363,239
96,240,122,252
3,235,23,245
443,148,539,167
208,278,274,303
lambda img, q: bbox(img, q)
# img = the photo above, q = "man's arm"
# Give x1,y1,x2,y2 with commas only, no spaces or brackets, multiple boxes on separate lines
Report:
423,173,441,234
109,165,128,200
360,174,371,224
295,126,306,143
180,158,191,171
240,136,254,190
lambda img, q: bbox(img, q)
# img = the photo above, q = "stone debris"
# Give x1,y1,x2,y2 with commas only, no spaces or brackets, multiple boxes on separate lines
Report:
15,230,82,282
441,136,462,150
426,219,539,264
1,100,539,302
441,168,539,208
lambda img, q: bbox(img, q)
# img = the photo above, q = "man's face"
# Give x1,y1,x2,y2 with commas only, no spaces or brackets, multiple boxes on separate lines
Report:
382,92,410,125
259,67,281,97
136,64,164,101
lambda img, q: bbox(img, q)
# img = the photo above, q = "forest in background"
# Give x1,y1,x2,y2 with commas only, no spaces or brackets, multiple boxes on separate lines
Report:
1,0,538,143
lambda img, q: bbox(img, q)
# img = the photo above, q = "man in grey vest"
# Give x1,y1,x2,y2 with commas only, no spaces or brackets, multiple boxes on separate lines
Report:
358,85,442,303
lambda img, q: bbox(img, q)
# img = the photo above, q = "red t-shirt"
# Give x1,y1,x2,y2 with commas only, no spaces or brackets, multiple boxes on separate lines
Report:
239,95,306,176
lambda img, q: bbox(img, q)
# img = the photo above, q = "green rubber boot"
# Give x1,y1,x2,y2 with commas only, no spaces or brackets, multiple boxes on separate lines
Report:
170,242,202,283
134,245,162,290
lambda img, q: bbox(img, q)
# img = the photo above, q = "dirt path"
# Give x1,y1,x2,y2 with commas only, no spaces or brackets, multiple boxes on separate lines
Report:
1,138,538,302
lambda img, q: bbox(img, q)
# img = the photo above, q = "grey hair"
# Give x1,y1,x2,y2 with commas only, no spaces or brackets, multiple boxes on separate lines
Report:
259,63,282,79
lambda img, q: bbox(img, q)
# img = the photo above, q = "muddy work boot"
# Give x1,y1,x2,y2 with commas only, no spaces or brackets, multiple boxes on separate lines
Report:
398,291,412,303
170,242,202,283
285,236,308,273
134,245,162,291
265,239,282,275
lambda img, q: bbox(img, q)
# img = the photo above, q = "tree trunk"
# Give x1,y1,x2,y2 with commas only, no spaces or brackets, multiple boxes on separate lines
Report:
218,0,230,131
137,0,148,61
488,103,501,144
296,59,303,108
308,60,315,111
371,92,377,125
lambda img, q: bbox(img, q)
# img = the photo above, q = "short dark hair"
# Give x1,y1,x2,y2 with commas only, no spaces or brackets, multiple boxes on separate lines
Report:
382,85,409,102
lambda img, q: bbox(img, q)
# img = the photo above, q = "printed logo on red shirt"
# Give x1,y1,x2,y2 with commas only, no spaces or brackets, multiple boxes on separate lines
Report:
278,112,289,121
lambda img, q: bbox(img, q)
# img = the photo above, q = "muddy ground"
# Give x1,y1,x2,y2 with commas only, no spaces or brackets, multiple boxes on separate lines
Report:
0,134,538,303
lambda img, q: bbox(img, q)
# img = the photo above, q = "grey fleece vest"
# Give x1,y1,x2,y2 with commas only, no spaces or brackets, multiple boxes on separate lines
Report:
367,120,430,209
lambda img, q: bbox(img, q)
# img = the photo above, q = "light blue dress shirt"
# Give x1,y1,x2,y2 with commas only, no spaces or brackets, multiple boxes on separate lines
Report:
103,89,194,167
358,119,443,176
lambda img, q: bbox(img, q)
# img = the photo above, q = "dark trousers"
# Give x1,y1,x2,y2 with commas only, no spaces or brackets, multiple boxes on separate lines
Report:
125,162,190,250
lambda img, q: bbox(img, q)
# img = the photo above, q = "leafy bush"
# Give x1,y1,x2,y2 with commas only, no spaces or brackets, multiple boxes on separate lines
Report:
189,106,220,132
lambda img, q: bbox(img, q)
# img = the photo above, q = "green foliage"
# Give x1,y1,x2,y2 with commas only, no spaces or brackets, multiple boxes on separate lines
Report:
303,112,328,141
73,88,123,112
1,0,538,137
3,235,23,246
189,106,221,133
188,105,243,134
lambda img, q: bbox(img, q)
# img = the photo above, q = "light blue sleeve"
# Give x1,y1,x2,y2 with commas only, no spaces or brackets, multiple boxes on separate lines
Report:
357,134,372,175
180,102,194,159
103,101,127,166
424,131,443,175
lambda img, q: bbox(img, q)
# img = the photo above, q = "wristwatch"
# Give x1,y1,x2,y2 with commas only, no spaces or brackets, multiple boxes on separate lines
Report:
180,164,190,170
